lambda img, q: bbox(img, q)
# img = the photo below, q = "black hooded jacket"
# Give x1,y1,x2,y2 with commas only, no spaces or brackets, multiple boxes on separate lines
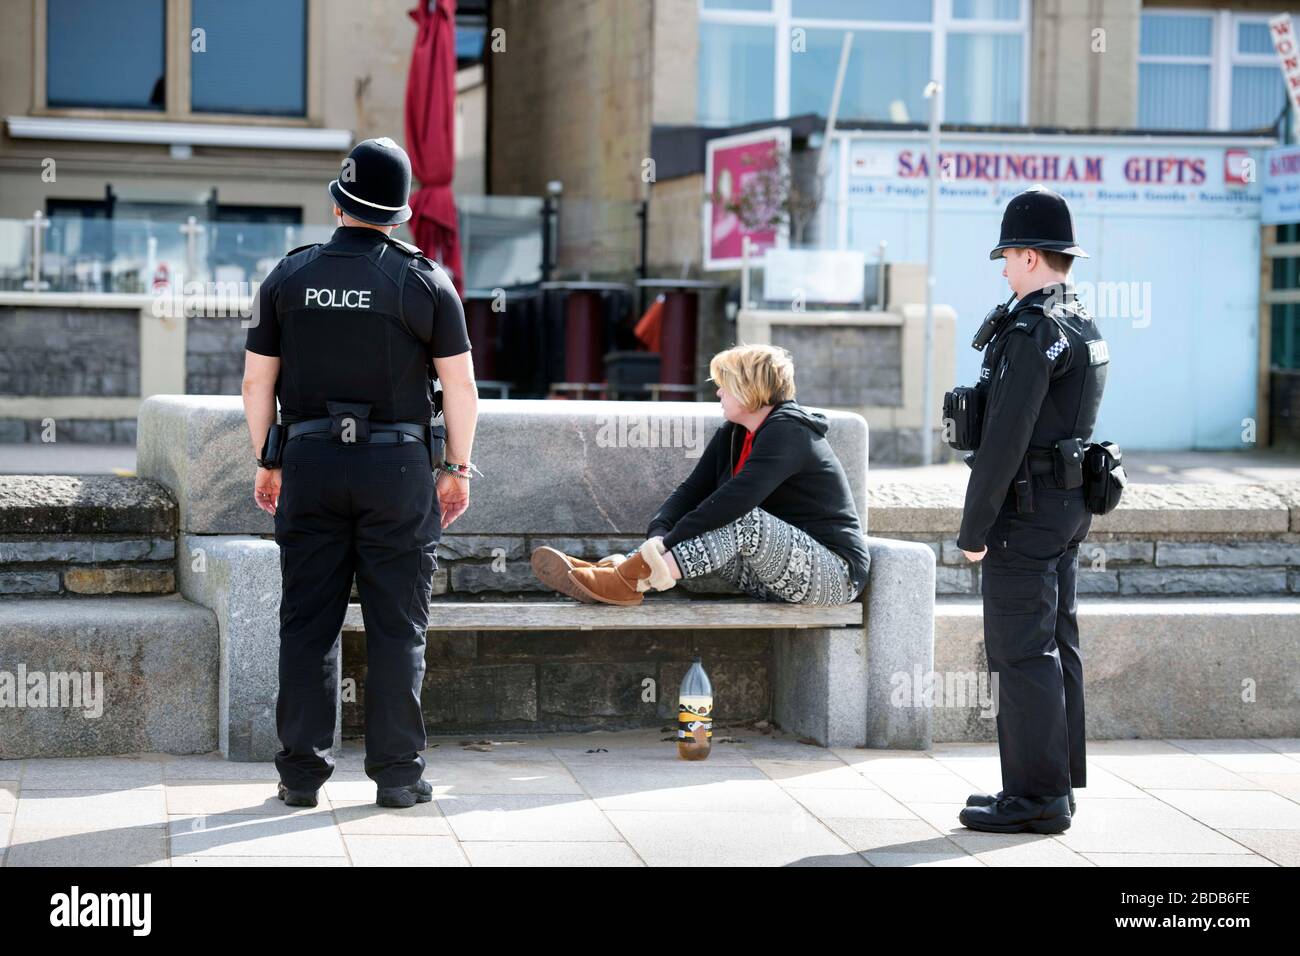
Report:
647,400,871,597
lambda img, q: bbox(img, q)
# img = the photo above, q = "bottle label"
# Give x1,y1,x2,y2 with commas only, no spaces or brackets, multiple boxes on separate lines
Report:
678,695,713,741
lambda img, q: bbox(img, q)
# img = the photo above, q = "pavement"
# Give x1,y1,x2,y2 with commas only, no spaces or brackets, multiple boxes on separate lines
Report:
0,444,137,475
1,729,1296,867
3,444,1299,485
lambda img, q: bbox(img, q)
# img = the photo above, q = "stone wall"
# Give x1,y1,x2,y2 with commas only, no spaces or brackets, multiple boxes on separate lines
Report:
344,627,775,737
771,325,902,408
185,316,248,396
0,476,176,597
343,532,771,735
0,306,142,443
0,306,252,443
0,418,139,444
871,480,1300,598
0,307,140,396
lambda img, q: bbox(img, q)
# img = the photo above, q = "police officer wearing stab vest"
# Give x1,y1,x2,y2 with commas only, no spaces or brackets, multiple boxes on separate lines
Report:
241,137,478,809
953,185,1110,834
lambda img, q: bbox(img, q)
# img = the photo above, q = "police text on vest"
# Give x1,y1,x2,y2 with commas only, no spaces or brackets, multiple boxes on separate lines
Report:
306,288,372,308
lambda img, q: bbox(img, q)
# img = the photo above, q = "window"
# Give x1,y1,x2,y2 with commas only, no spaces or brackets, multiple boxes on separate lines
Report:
697,0,1028,127
47,0,166,110
1139,9,1293,131
455,0,489,68
699,21,777,125
790,28,932,123
191,0,306,116
42,0,311,120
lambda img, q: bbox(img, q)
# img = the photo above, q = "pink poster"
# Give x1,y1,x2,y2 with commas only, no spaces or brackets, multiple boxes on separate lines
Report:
704,126,790,270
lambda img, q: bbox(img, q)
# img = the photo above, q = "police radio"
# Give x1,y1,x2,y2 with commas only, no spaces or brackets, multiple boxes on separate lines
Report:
971,293,1017,352
942,293,1017,451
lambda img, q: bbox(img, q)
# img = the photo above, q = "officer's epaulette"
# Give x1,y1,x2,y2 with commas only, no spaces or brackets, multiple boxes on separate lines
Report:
285,242,321,257
1006,301,1052,334
382,234,429,261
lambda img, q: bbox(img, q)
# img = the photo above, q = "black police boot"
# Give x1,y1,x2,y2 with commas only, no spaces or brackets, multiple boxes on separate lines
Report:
968,788,1075,815
376,778,433,809
958,793,1072,834
276,781,319,808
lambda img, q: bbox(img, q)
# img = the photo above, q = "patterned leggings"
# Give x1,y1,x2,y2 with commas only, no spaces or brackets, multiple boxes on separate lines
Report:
668,508,858,606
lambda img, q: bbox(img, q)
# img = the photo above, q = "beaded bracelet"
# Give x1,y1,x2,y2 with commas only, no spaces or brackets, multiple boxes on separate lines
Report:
438,460,483,480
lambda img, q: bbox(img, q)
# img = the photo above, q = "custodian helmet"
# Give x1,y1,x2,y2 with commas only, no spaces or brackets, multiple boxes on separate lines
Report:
988,184,1089,260
328,137,413,227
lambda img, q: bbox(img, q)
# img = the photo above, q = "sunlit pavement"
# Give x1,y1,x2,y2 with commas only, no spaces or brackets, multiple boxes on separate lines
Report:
1,730,1296,867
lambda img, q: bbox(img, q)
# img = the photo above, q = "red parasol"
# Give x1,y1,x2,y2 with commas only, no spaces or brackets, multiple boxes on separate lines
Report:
404,0,463,296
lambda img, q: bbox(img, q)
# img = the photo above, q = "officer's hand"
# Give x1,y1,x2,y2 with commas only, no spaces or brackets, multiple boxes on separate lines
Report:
436,471,469,528
254,466,281,515
961,546,988,562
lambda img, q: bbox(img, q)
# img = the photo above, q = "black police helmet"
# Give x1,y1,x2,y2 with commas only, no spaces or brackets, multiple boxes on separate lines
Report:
988,184,1088,260
328,137,413,226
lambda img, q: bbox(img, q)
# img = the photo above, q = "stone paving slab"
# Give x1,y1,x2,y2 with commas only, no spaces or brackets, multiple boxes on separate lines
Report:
0,732,1296,866
461,841,644,867
167,813,348,858
436,794,623,842
606,808,863,867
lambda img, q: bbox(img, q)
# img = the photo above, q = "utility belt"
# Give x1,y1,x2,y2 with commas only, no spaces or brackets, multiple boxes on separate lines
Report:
286,419,428,444
260,400,444,469
1012,441,1126,516
944,384,1126,517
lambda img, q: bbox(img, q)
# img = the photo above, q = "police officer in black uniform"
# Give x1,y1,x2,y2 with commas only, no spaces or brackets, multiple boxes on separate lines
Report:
953,185,1110,834
241,137,477,810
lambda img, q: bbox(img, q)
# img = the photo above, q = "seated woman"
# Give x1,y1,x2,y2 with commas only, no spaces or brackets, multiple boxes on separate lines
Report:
531,344,870,607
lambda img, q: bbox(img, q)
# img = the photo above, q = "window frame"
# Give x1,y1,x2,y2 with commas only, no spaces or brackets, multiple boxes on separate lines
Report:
1138,7,1294,131
697,0,1031,127
32,0,323,126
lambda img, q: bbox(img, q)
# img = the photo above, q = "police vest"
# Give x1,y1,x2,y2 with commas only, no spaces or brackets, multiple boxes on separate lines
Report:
980,295,1109,450
271,235,435,425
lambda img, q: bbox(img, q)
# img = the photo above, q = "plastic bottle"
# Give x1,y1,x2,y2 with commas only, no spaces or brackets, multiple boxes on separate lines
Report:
677,658,713,761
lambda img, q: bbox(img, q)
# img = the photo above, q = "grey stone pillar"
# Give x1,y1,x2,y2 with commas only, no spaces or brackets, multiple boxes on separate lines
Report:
176,534,343,762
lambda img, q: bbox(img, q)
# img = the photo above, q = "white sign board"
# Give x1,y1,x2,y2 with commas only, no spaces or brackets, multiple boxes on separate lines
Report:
1263,144,1300,224
762,248,865,304
843,139,1261,215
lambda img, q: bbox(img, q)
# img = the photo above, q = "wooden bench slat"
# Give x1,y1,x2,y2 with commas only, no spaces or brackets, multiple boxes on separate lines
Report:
342,600,862,632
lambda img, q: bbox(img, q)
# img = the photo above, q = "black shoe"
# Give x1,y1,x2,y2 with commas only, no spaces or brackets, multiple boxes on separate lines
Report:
376,778,433,809
276,781,319,808
967,788,1075,815
958,793,1071,834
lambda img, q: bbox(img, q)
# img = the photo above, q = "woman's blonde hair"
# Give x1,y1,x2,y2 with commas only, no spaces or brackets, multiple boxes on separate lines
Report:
708,344,796,411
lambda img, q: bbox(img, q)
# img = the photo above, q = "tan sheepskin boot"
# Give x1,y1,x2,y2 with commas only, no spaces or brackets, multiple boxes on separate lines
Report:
531,546,626,603
566,538,676,606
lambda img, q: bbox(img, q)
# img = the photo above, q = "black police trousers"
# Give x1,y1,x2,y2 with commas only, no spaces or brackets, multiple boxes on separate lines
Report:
273,434,439,791
980,485,1091,799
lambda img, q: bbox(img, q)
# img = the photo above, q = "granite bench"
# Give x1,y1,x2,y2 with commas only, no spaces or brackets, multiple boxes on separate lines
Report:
137,396,936,760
